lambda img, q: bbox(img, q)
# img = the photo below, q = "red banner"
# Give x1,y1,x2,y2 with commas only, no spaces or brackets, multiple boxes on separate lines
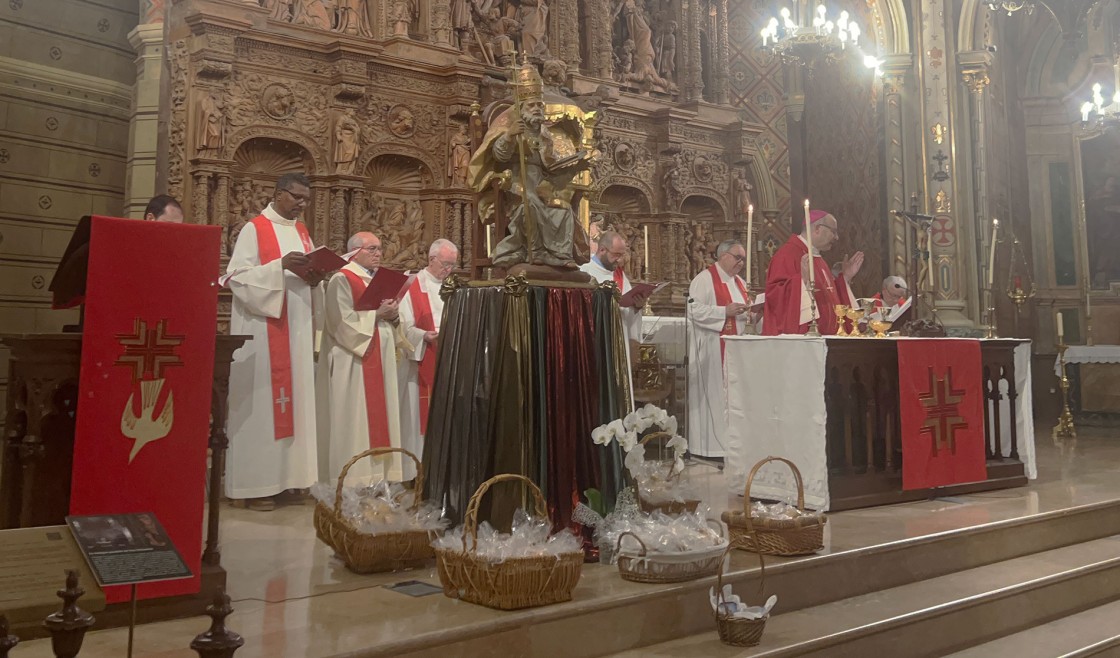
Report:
70,217,220,603
897,339,987,490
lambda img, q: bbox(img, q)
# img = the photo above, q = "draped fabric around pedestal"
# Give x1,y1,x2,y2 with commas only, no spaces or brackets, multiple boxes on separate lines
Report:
422,282,630,528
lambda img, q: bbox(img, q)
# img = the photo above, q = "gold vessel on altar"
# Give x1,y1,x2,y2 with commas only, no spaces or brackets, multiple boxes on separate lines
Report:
868,319,892,339
834,305,849,336
844,306,866,337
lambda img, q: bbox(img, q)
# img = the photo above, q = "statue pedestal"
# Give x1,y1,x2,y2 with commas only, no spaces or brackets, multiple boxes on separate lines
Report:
421,278,629,530
505,263,592,284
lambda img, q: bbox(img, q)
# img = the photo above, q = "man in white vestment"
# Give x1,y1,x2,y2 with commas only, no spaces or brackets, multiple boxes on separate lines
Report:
316,232,406,484
579,230,647,409
687,239,751,458
225,173,323,511
397,239,458,475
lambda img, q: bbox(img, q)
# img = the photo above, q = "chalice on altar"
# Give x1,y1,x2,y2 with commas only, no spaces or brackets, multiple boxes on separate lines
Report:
868,318,893,338
834,305,849,336
844,306,866,337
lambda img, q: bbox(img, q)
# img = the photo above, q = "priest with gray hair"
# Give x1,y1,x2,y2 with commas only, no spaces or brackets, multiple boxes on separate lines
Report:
686,238,752,458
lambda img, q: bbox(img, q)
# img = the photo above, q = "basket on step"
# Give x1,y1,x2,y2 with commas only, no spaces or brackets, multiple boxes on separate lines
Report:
721,456,826,556
434,474,584,610
635,431,701,515
615,519,728,584
714,539,768,647
313,447,436,574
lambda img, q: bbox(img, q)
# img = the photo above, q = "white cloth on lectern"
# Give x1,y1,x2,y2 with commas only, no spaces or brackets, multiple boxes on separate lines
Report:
724,335,829,509
686,266,748,457
397,268,444,470
316,262,405,483
224,204,322,499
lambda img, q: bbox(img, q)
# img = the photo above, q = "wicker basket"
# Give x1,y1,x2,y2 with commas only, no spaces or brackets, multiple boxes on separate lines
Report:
313,447,436,574
714,540,768,647
615,520,728,584
635,431,702,515
434,474,584,610
721,456,826,556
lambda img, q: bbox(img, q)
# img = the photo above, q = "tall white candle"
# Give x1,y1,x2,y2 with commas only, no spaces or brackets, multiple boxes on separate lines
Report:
486,224,493,256
987,218,999,287
803,200,815,299
1056,311,1064,342
643,225,650,279
745,204,754,286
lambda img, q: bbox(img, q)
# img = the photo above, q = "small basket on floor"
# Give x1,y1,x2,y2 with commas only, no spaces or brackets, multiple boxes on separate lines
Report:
635,431,702,515
721,456,826,556
434,474,584,610
615,520,728,584
714,541,769,647
313,447,436,574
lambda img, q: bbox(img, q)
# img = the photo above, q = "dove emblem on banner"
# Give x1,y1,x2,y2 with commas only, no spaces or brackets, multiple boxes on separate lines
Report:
114,318,184,463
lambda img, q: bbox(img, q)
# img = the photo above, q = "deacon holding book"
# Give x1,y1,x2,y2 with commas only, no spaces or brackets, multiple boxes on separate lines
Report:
397,238,459,475
686,239,752,458
316,232,405,484
762,209,861,336
579,230,647,344
224,173,324,511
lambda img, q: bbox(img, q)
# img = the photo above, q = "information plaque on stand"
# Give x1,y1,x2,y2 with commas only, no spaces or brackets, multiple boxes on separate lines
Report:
65,513,192,587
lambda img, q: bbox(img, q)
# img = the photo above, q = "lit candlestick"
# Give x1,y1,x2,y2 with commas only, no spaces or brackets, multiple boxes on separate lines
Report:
804,199,815,304
643,225,650,279
1056,311,1064,343
987,218,999,287
745,204,754,287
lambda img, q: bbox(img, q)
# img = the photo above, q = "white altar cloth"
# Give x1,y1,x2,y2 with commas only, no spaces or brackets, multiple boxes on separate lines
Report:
723,336,1036,511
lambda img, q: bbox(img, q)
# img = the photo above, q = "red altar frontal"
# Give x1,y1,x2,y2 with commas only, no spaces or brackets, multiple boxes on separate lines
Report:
721,335,1034,512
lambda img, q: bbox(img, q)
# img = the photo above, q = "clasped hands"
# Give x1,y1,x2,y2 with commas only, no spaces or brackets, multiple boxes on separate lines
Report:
281,251,324,287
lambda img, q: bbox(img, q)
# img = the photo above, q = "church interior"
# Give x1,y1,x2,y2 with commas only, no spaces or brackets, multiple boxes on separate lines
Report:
2,0,1120,655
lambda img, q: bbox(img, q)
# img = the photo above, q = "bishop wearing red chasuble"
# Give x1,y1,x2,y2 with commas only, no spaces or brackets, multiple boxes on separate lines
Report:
315,232,405,483
224,174,324,510
762,209,862,335
687,240,752,458
398,238,459,477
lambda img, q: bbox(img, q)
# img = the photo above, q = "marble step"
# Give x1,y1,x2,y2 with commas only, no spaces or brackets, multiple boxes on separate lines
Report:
609,535,1120,658
945,599,1120,658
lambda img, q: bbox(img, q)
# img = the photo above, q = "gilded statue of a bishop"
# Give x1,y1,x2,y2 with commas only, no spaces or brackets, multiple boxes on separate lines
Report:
469,60,594,273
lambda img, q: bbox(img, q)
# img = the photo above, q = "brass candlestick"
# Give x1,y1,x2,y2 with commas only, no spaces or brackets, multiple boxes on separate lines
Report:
1053,341,1077,443
806,282,821,336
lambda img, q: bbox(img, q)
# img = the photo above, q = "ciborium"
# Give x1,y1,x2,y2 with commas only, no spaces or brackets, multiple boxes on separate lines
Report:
834,305,849,336
868,318,892,338
844,306,866,337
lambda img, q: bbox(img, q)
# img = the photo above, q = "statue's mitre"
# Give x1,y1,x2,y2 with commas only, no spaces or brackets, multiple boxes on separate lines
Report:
513,61,543,102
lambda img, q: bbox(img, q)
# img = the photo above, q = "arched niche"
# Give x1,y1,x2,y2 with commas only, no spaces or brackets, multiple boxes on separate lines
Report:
361,153,435,270
227,137,317,252
595,183,652,214
681,194,725,224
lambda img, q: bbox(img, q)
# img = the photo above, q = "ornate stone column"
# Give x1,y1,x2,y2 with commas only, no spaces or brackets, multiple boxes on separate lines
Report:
960,51,994,323
686,0,703,101
124,4,166,218
214,173,230,254
881,55,912,279
914,0,972,330
713,0,729,105
430,0,452,46
554,0,581,71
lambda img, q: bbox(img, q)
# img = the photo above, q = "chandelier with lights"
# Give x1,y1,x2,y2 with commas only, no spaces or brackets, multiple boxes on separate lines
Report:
1079,79,1120,129
759,2,862,67
985,1,1035,16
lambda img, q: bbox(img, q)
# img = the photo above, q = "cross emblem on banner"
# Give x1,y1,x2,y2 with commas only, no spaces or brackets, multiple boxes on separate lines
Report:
918,366,968,456
931,216,956,247
115,318,185,381
275,388,290,414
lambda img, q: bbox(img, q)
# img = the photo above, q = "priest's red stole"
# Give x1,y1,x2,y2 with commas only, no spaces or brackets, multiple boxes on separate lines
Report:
613,267,625,290
70,216,220,603
406,279,437,435
708,265,748,360
897,339,987,490
341,270,391,448
250,215,312,441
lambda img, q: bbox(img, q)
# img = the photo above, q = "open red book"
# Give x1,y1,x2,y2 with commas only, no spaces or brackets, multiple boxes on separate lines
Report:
355,268,417,311
619,281,669,307
289,246,348,278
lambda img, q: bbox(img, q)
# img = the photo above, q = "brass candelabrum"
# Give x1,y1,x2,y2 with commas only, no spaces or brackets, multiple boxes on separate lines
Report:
1053,341,1077,443
806,281,821,337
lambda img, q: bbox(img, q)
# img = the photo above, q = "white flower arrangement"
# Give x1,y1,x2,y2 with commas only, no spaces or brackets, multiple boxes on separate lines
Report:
591,404,688,479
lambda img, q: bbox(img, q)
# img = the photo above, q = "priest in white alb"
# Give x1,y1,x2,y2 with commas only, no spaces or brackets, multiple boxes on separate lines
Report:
316,231,405,483
397,238,458,477
579,230,647,345
224,173,323,511
687,239,751,458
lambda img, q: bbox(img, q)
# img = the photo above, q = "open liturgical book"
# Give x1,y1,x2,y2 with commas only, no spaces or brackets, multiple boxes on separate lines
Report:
355,268,417,311
289,246,348,278
619,281,669,307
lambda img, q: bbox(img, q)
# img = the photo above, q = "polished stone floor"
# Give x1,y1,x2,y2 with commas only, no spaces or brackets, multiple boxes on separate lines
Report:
16,428,1120,657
